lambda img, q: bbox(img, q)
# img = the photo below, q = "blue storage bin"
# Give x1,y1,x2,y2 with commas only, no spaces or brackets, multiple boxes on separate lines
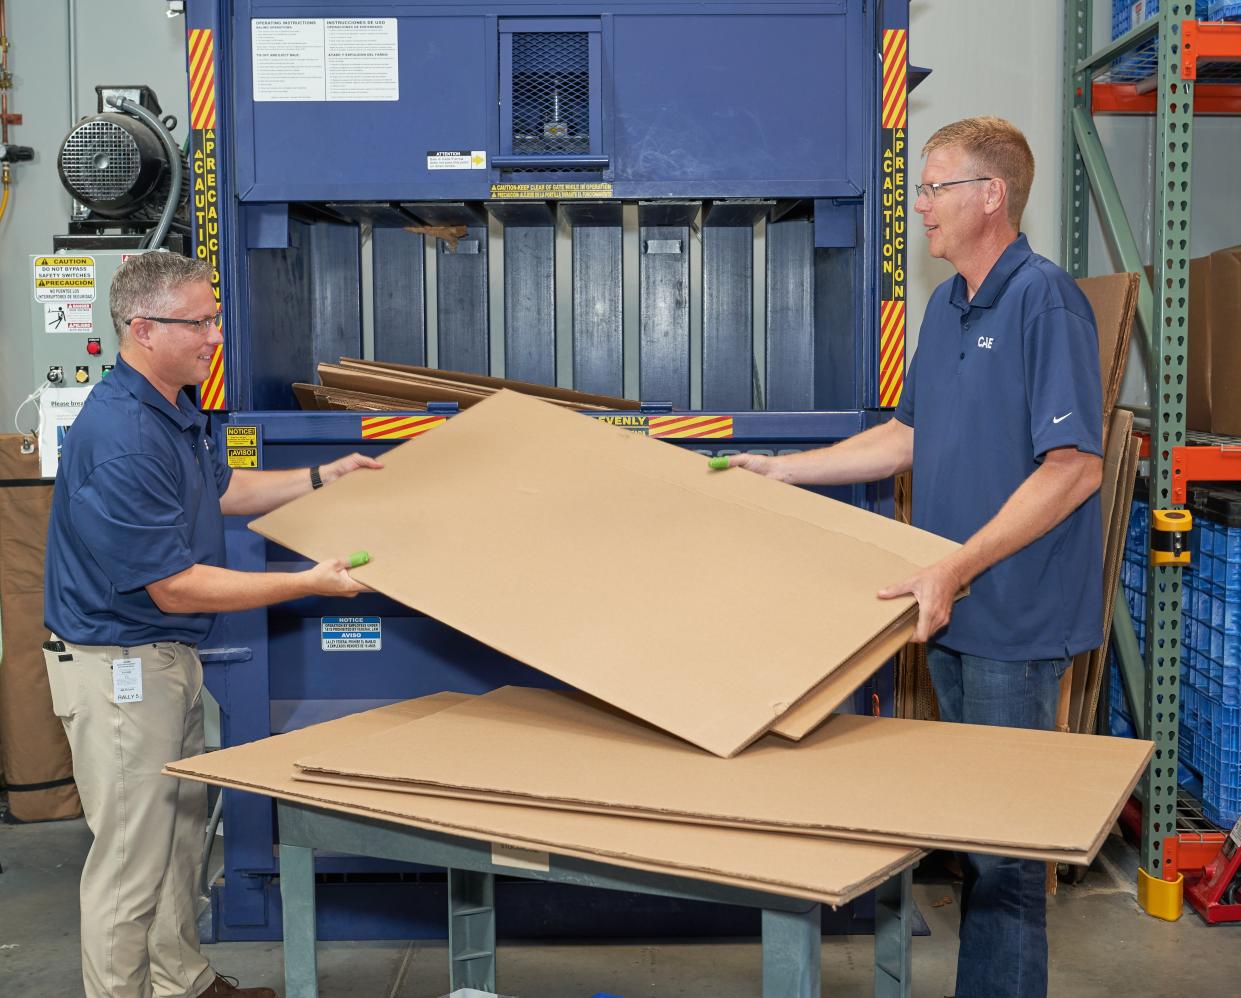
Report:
1208,1,1241,20
1111,1,1212,81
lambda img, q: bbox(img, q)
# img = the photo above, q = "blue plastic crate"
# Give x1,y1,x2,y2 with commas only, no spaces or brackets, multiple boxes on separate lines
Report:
1208,1,1241,19
1111,1,1212,81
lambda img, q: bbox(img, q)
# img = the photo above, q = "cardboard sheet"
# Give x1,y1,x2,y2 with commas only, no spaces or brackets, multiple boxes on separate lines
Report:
164,695,921,907
1076,272,1138,436
296,686,1153,863
337,358,641,411
250,390,961,758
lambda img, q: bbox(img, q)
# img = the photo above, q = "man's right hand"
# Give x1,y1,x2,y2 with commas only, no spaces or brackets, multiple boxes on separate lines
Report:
303,558,369,597
726,453,793,483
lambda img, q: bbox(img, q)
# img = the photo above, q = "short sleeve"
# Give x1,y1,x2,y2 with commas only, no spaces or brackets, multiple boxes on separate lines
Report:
209,440,233,495
893,344,918,427
1024,307,1104,460
68,455,198,593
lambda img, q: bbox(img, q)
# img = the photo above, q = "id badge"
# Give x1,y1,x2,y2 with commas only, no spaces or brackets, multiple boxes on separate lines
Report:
112,657,143,703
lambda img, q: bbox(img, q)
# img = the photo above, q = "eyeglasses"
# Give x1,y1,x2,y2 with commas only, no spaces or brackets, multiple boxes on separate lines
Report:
126,313,223,332
914,177,994,200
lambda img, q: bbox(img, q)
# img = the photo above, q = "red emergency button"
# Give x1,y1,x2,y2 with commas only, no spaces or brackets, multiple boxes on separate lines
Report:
86,338,102,356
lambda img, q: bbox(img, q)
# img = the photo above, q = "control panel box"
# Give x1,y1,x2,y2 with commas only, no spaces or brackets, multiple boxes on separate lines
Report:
29,250,141,389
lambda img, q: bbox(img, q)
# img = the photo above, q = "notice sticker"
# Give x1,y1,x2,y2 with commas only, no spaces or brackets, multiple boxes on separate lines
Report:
33,256,96,303
491,843,550,872
427,150,487,171
44,301,94,333
321,616,382,651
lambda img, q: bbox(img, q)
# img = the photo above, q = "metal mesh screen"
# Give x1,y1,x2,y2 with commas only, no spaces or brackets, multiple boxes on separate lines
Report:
60,120,142,200
512,32,591,155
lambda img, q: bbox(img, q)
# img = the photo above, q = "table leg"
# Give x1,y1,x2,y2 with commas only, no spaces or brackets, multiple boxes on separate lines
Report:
448,867,496,992
761,901,821,997
873,867,913,998
279,842,319,998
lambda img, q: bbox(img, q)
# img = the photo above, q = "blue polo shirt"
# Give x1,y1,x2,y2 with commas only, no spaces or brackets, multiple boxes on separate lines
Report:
894,234,1103,660
44,355,233,646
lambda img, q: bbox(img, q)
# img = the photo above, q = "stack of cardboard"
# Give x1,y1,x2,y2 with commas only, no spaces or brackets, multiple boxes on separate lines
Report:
168,390,1152,894
1180,246,1241,436
301,358,640,413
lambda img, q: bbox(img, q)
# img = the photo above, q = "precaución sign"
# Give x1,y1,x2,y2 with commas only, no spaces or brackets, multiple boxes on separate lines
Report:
33,256,96,303
321,616,382,651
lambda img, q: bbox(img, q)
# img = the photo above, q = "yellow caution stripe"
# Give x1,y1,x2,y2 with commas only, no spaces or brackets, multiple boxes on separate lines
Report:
879,300,905,408
882,28,907,129
649,415,734,440
188,28,217,129
360,414,447,440
200,345,226,411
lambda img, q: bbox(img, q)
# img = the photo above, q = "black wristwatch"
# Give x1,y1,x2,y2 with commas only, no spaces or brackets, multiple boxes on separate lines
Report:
310,465,324,490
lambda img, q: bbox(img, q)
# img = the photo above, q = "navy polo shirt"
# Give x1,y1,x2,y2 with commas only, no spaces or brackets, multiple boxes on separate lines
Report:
44,355,233,646
894,234,1104,660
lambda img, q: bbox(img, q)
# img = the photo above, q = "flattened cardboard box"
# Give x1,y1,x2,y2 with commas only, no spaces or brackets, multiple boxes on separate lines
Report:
164,694,921,907
250,390,960,757
296,686,1153,864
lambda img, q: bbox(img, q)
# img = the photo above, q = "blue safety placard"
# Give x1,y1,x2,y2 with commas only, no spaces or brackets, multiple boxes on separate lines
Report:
320,616,382,651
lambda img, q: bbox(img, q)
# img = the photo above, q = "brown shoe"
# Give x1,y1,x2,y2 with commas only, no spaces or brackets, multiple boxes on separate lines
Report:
197,973,277,998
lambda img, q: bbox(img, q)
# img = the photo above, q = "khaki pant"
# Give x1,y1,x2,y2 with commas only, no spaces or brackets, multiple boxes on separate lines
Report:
44,637,216,998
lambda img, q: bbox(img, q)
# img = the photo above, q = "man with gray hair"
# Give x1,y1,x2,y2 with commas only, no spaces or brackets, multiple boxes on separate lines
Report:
43,250,381,998
729,117,1103,997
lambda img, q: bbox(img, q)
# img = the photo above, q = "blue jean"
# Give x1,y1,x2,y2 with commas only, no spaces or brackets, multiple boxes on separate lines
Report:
926,644,1070,998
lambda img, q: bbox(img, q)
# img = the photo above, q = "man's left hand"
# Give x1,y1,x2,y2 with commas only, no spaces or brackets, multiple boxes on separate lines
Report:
877,559,965,643
322,452,384,485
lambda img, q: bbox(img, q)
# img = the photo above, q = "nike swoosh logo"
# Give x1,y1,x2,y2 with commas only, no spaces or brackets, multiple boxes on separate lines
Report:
1053,412,1072,424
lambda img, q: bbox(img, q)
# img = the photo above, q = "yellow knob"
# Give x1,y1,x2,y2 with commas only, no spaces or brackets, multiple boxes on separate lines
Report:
75,368,89,383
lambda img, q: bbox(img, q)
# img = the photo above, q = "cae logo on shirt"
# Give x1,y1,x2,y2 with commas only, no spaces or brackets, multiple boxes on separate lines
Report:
977,336,994,350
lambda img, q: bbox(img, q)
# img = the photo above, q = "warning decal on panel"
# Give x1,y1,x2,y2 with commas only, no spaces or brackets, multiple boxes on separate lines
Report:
33,256,96,303
321,616,383,651
491,182,612,200
428,150,487,170
44,302,94,333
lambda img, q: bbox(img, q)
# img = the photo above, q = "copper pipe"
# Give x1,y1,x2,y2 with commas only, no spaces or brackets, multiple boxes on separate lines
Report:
1,0,10,144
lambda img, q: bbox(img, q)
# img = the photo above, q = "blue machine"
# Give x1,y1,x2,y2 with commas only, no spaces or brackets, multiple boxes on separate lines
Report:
183,0,918,941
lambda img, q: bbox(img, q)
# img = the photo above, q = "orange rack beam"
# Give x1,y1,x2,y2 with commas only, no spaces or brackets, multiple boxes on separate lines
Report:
1092,82,1241,114
1182,19,1241,81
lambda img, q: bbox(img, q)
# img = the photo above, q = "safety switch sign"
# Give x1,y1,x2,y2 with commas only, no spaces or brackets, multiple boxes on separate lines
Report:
321,616,382,651
33,256,96,303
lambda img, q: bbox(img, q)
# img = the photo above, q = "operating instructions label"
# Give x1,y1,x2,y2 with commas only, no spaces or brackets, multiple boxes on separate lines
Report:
321,616,382,651
252,18,398,102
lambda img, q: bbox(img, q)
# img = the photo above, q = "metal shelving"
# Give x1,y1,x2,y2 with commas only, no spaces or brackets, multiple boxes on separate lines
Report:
1063,2,1241,917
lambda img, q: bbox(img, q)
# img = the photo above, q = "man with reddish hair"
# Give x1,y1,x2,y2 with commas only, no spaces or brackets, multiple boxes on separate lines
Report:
730,116,1103,997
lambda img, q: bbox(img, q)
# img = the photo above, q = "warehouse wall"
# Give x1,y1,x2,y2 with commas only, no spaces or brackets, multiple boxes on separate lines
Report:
0,1,189,430
906,1,1241,409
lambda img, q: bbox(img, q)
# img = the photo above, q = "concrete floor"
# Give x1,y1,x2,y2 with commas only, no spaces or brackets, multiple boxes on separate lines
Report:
2,814,1238,997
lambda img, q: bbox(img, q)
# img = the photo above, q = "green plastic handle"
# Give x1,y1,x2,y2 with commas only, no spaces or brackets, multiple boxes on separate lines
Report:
707,456,731,470
347,551,371,569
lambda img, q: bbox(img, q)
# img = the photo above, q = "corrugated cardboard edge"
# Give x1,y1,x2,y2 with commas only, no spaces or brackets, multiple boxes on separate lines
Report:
293,764,1144,865
164,694,920,907
293,688,1154,865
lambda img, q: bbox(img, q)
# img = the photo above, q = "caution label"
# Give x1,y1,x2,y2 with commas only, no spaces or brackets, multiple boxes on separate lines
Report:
491,182,613,200
428,150,486,170
33,256,96,303
225,425,257,447
321,616,382,651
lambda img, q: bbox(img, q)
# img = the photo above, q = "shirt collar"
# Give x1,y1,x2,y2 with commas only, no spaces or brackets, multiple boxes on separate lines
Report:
948,233,1033,312
111,355,204,433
